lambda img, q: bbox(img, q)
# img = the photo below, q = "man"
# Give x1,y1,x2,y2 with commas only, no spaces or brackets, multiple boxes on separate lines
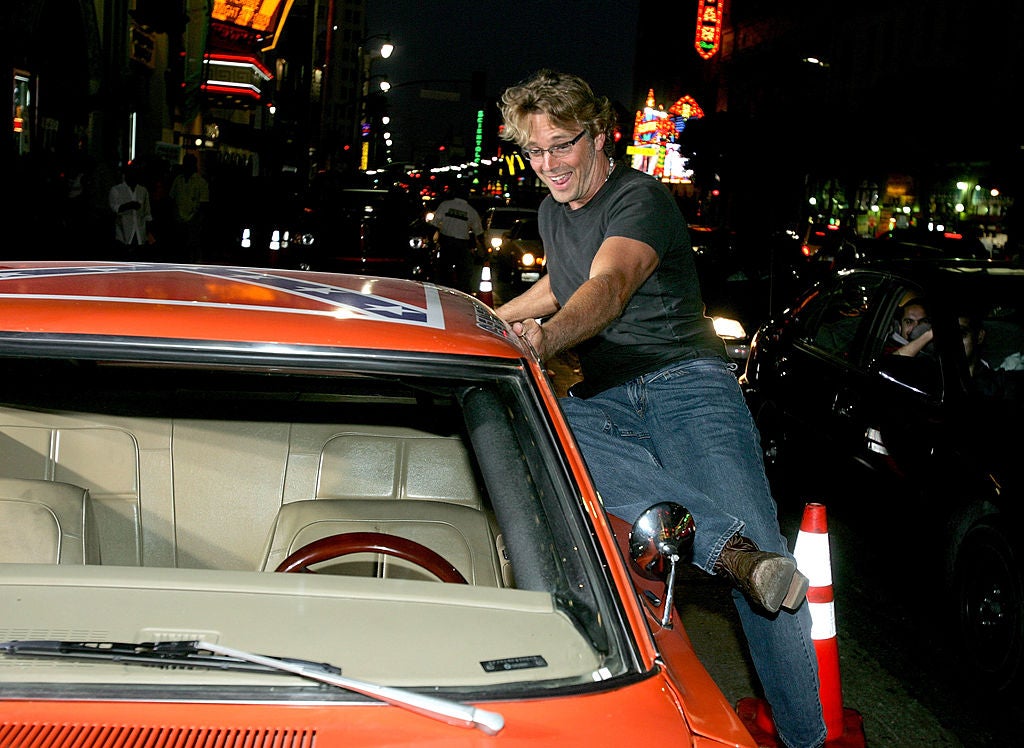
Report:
108,163,153,258
169,153,210,263
429,185,485,294
887,297,934,356
495,70,824,748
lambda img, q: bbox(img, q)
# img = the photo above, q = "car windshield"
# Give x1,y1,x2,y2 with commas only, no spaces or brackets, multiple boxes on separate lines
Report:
488,209,536,231
0,343,629,700
512,219,541,241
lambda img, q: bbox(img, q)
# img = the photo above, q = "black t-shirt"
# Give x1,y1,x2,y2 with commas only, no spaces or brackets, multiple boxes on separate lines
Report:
542,165,726,396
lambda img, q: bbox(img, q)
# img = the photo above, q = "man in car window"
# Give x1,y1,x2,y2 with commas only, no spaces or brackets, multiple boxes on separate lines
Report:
495,70,824,748
429,184,485,294
958,310,1018,400
887,297,934,356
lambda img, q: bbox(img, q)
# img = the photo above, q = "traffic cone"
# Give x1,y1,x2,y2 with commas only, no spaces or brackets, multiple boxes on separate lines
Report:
736,502,865,747
474,262,494,307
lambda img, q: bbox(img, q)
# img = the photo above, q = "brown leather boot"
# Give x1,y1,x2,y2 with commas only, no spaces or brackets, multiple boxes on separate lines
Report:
714,533,808,613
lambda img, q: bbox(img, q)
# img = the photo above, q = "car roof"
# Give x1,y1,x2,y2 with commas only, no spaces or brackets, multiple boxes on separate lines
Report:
486,206,538,223
836,259,1024,312
0,262,523,360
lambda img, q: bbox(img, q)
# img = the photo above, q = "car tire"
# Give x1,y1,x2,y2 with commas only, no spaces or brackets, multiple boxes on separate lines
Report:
953,520,1024,692
750,400,804,509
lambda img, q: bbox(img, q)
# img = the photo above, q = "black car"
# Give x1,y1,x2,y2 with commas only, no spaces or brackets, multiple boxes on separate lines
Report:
798,238,949,286
693,225,807,372
741,259,1024,692
489,217,545,304
218,173,314,265
875,226,989,260
270,183,434,280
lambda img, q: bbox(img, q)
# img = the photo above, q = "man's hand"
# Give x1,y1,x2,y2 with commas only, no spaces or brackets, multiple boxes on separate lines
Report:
511,318,546,362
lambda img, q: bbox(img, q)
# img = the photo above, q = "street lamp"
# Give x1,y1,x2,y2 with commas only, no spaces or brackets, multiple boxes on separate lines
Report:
357,35,395,170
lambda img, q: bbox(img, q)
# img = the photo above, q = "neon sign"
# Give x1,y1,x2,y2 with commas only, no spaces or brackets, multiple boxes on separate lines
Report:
628,90,703,184
211,0,295,51
694,0,724,60
201,53,273,102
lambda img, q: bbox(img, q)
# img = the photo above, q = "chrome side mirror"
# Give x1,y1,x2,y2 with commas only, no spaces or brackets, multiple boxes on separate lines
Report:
629,502,695,626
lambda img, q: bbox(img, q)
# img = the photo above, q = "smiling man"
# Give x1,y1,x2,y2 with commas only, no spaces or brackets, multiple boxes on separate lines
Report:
494,69,825,748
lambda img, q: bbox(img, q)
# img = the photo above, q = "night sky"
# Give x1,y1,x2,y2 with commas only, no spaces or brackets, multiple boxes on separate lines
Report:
365,0,641,163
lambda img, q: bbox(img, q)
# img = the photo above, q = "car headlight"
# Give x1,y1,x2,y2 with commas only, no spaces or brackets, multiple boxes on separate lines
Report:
712,316,746,340
521,252,536,267
491,237,503,249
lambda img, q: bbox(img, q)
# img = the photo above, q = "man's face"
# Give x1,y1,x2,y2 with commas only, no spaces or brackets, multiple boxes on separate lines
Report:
523,113,606,210
900,304,928,338
959,316,985,363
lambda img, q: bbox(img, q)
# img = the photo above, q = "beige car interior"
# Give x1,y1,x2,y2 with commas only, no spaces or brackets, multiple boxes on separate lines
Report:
0,403,609,686
0,409,508,585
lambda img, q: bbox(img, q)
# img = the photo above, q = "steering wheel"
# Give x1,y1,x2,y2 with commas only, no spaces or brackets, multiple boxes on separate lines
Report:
274,531,468,583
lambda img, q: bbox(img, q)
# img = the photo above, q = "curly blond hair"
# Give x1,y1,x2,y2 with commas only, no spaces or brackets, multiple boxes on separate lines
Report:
498,69,616,154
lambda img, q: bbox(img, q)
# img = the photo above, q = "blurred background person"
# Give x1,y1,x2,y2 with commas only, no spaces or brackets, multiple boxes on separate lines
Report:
169,153,210,263
109,163,153,260
429,184,485,293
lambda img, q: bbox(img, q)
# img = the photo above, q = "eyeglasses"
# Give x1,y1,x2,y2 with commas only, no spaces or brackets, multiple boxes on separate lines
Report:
520,130,587,162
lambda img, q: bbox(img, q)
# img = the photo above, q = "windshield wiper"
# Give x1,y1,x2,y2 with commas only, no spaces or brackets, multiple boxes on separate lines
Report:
0,639,342,675
0,639,505,735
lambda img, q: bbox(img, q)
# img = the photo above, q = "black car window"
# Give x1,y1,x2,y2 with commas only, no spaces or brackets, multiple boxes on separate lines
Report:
801,275,886,360
511,219,540,241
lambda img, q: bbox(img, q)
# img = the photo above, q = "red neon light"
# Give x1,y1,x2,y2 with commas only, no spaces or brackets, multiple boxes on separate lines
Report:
201,83,263,100
670,95,704,119
204,53,273,79
694,0,724,60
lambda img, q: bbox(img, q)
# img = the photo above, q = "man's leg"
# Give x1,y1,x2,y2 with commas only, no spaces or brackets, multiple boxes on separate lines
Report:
641,358,825,748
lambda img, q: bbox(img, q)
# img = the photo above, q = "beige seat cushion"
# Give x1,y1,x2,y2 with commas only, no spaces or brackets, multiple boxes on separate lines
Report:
316,434,483,509
261,499,502,586
0,478,101,564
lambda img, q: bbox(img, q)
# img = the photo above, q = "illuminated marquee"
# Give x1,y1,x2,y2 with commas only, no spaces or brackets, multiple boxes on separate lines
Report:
202,53,273,102
627,90,703,184
694,0,724,60
210,0,294,51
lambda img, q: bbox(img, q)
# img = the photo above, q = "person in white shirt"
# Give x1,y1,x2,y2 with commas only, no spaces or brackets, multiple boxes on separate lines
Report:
108,164,153,258
429,185,485,293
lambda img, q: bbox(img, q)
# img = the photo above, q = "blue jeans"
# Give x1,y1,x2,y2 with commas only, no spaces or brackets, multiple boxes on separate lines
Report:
560,357,825,748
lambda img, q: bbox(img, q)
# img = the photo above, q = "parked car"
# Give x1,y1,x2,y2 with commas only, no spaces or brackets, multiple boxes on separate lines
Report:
217,173,314,264
741,258,1024,692
693,225,804,372
799,238,948,286
482,206,538,254
267,185,435,280
0,260,758,746
875,226,989,260
800,220,844,259
490,217,545,304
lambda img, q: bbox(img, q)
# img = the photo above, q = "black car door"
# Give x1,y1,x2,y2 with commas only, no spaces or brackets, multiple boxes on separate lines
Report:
772,271,892,473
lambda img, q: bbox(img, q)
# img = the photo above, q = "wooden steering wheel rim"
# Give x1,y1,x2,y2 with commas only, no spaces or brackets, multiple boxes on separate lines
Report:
274,531,468,583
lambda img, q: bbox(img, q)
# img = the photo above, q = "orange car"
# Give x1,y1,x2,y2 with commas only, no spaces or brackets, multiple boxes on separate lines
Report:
0,261,755,746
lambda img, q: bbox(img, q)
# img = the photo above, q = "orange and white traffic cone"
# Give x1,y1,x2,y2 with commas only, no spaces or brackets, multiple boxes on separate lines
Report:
736,502,865,747
474,262,494,307
793,502,865,747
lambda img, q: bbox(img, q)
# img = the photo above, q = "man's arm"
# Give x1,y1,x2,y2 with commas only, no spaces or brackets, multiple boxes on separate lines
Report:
496,274,559,323
500,236,658,361
894,326,934,357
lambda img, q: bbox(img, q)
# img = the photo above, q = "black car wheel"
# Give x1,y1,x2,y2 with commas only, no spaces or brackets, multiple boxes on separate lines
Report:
953,521,1024,692
750,401,810,508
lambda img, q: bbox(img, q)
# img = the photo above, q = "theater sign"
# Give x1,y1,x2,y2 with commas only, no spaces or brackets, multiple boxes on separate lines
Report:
211,0,294,51
627,90,704,184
